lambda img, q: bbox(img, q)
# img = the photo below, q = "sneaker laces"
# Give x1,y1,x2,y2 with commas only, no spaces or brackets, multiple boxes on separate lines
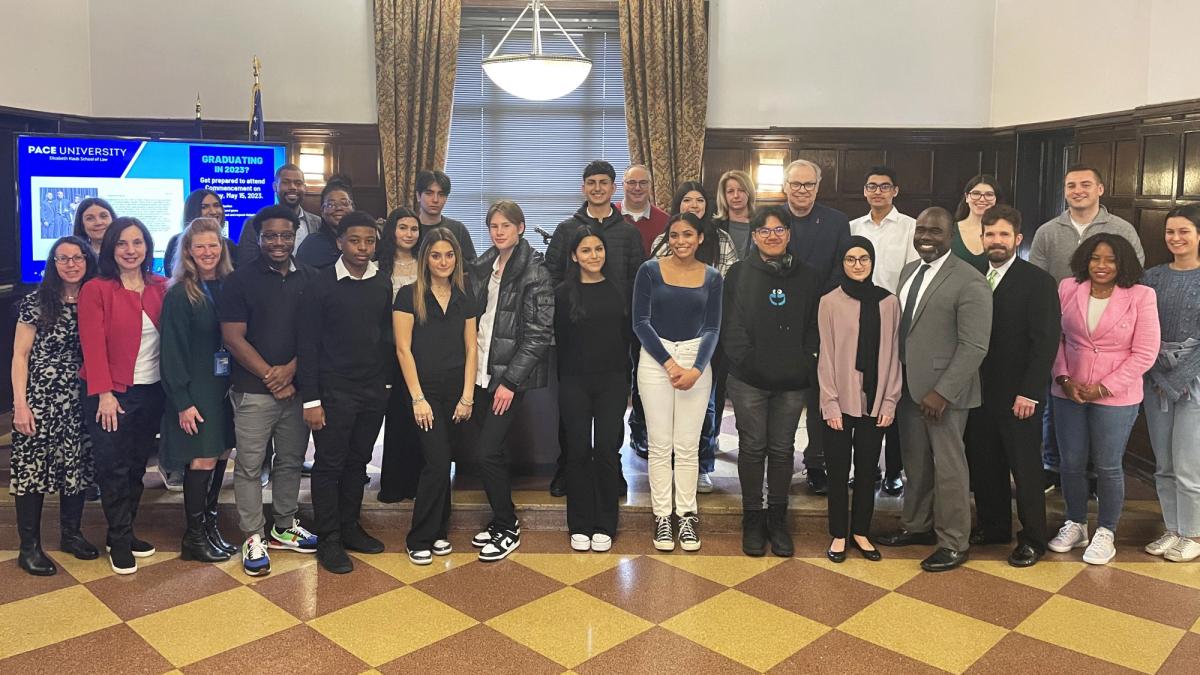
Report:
246,536,268,559
655,516,672,541
1092,528,1114,545
1151,532,1178,548
287,520,315,540
679,515,699,541
1055,521,1081,539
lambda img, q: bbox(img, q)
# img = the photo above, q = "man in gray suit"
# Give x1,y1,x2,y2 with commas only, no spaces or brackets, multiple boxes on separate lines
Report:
877,207,992,572
237,163,323,266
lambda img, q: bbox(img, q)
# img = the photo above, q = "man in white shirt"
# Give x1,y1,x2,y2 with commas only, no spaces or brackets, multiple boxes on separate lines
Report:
849,166,917,495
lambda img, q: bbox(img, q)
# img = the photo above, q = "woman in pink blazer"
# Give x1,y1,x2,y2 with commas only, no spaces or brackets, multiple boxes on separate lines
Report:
1046,233,1159,565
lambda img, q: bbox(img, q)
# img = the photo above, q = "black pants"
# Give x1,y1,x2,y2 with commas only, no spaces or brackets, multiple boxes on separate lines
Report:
407,370,463,550
825,415,884,537
311,384,388,537
884,422,903,478
966,404,1048,551
473,385,523,531
803,385,826,471
627,340,647,449
560,372,628,536
83,383,165,548
381,368,424,500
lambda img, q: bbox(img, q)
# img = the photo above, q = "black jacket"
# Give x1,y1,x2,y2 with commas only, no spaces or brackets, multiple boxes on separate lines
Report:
784,202,852,293
546,203,646,294
721,253,821,391
469,238,555,392
978,257,1061,409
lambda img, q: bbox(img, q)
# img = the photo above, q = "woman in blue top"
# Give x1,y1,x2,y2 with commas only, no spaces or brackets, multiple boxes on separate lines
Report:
634,212,722,553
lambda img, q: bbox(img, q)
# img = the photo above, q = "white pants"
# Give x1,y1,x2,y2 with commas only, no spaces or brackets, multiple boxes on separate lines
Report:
638,339,713,517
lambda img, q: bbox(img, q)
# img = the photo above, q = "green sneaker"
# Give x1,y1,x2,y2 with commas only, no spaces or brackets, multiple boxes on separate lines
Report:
268,519,318,553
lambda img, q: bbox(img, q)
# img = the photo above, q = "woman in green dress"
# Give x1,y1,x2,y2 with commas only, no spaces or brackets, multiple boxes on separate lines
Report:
160,217,237,562
952,174,1004,273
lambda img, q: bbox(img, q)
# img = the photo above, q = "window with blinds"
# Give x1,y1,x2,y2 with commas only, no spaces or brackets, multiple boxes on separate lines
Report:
442,10,631,253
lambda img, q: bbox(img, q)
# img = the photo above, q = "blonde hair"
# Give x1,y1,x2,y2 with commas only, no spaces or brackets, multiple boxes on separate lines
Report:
412,226,465,324
715,170,757,220
170,217,232,305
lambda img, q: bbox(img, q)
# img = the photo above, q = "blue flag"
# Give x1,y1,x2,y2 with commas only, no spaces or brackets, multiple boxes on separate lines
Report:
249,83,265,141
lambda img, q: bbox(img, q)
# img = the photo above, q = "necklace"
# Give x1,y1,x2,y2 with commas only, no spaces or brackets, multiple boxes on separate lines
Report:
1091,285,1114,299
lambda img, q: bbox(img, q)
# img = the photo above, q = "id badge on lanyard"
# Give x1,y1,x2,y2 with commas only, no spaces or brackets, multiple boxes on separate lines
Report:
201,282,232,377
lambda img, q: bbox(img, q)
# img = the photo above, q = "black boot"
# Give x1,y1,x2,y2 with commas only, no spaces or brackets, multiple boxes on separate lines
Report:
742,510,768,557
59,492,99,560
204,460,237,555
179,468,230,563
766,503,794,557
16,493,57,576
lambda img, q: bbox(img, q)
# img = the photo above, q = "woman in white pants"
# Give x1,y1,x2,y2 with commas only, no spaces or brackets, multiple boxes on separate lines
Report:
633,212,723,552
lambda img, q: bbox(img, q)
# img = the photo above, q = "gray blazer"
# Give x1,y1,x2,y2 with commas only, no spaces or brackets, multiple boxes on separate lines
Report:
898,254,992,408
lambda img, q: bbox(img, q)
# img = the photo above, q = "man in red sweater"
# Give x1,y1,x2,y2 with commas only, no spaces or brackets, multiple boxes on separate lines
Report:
617,165,670,255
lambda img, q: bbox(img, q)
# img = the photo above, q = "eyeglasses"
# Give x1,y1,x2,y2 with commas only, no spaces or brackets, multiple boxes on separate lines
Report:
843,255,872,267
260,232,296,242
786,181,819,193
624,180,650,188
54,255,86,265
323,200,353,209
864,183,895,193
966,191,997,201
754,226,788,237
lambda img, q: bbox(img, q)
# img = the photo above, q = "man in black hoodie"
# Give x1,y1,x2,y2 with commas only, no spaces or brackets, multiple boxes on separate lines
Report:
722,205,821,558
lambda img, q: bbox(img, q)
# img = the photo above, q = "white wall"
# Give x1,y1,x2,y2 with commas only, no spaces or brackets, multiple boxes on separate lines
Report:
0,0,93,116
1146,0,1200,105
87,0,377,123
706,0,996,128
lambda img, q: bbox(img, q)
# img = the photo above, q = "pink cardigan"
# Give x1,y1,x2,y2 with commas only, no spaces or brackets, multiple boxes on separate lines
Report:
817,288,903,419
1051,278,1159,407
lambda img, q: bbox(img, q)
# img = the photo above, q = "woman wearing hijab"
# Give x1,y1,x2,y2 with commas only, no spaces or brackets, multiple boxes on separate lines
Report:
818,236,903,562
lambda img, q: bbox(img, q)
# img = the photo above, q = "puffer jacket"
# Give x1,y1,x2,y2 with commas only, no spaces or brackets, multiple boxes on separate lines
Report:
469,238,555,392
545,202,646,294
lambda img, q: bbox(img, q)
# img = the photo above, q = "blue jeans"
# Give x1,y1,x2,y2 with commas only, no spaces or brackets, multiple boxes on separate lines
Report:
1053,396,1139,532
1145,386,1200,536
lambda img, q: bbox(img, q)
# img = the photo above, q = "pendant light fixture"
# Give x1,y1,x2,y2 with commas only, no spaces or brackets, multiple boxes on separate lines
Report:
482,0,593,101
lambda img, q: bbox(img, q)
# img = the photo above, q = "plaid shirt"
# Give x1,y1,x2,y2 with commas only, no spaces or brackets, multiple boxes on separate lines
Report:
649,228,740,277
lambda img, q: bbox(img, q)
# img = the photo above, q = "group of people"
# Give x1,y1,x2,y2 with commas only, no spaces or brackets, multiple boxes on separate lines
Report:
39,188,92,240
9,156,1199,580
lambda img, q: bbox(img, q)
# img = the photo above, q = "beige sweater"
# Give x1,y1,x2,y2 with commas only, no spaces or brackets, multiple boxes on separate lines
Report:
817,288,903,420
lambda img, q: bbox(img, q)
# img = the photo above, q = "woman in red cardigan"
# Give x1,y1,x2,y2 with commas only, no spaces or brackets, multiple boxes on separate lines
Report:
78,217,168,575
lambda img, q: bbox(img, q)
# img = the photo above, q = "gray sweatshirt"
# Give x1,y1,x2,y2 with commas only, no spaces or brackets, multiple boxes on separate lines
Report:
1028,206,1145,281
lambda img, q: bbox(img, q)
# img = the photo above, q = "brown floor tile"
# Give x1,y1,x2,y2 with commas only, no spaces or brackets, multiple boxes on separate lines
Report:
770,629,945,674
1158,631,1200,675
251,558,404,620
965,632,1141,675
1059,566,1200,630
0,623,171,675
576,626,756,675
412,557,563,621
896,565,1052,629
379,624,562,675
0,553,78,604
574,556,726,623
182,624,368,675
86,557,241,620
735,559,888,626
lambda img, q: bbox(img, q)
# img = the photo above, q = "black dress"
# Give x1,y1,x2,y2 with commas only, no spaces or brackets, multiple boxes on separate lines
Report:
10,294,95,496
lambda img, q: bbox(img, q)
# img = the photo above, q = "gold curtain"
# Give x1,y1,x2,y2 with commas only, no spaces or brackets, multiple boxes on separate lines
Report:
374,0,461,211
619,0,708,209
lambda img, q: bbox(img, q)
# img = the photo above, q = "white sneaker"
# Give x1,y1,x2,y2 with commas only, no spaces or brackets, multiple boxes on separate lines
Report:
407,548,432,566
1164,537,1200,562
432,539,452,556
697,472,714,494
1048,520,1089,553
1082,527,1116,565
1145,531,1181,556
570,534,591,551
591,533,612,552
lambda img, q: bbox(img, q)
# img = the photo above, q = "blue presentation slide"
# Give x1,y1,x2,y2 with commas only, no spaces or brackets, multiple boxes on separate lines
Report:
16,134,286,282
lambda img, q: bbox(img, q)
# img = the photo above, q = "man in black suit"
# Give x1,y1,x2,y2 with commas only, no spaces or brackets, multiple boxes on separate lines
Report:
966,205,1061,567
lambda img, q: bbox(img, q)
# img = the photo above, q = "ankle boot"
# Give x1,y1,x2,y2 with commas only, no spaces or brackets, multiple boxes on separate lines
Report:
766,503,794,557
741,510,768,557
180,468,230,563
204,460,237,555
16,493,57,576
59,492,99,560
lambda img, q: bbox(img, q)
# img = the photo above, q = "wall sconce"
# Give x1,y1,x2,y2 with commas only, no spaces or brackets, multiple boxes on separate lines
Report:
297,142,328,185
754,149,788,195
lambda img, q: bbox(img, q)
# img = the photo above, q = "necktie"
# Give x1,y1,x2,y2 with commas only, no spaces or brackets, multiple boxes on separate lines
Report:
899,263,930,362
987,268,998,291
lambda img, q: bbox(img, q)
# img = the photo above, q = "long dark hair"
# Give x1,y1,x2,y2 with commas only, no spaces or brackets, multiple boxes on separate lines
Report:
36,236,97,330
653,181,718,265
71,197,116,240
1070,232,1143,288
98,217,156,279
953,174,1006,221
377,206,421,265
559,226,625,323
183,189,224,226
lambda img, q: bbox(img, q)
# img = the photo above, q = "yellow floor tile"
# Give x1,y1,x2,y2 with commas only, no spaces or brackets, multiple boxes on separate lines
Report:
56,551,179,584
214,551,317,585
651,554,784,586
513,552,632,585
128,586,299,666
351,551,476,584
661,589,829,671
964,559,1086,593
486,587,653,668
0,551,15,563
0,586,121,659
1193,615,1200,634
839,593,1008,674
1015,595,1184,673
1113,561,1200,591
310,587,476,666
802,557,922,590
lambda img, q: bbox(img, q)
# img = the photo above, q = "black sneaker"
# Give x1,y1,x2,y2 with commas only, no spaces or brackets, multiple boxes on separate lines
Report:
678,513,701,552
806,469,828,496
106,537,156,559
108,545,137,575
342,522,384,554
478,527,520,562
653,515,675,552
473,519,520,547
317,536,353,574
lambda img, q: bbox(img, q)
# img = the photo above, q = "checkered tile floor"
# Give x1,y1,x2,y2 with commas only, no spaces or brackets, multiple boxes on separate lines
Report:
2,529,1200,674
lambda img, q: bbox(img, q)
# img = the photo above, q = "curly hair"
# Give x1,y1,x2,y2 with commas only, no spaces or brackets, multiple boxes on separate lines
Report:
1070,232,1143,288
